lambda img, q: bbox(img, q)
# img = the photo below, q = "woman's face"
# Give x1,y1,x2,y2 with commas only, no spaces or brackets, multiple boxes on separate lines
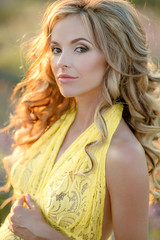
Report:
50,14,107,98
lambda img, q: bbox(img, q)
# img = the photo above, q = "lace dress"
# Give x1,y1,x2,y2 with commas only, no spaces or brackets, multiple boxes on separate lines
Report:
0,103,123,240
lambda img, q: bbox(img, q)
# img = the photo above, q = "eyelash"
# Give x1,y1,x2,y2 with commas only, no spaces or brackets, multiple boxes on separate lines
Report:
51,46,89,54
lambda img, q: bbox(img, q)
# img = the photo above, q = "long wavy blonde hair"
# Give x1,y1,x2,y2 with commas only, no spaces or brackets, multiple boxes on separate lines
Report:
1,0,160,201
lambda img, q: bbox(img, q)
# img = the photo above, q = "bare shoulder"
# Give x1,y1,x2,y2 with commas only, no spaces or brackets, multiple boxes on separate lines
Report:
105,118,149,239
106,118,148,184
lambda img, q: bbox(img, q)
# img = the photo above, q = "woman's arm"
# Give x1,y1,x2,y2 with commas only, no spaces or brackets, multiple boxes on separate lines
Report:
106,140,149,240
7,194,70,240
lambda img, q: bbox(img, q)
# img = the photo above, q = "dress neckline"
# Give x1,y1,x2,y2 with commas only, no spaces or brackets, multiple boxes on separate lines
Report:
53,104,97,169
52,103,122,170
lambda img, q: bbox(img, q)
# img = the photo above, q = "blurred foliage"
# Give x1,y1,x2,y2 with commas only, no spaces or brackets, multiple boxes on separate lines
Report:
0,0,50,80
132,0,160,15
133,0,160,6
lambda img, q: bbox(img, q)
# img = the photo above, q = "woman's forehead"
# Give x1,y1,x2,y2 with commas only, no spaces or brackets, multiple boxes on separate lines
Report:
50,14,97,47
51,15,88,36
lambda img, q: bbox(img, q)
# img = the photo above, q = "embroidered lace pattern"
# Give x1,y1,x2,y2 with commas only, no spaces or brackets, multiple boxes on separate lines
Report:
0,104,123,240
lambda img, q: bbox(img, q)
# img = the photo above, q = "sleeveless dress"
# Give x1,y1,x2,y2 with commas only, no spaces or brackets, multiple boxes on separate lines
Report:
0,103,123,240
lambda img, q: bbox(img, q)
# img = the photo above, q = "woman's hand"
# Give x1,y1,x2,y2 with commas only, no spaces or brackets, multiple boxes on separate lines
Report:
7,194,48,240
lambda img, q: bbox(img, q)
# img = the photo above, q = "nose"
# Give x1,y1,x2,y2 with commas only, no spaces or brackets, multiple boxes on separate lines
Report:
57,50,71,69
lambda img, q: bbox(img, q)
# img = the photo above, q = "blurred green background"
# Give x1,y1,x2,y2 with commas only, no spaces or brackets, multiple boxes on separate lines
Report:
0,0,160,239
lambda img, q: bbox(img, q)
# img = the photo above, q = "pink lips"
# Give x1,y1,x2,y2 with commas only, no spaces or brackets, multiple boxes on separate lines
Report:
57,74,78,83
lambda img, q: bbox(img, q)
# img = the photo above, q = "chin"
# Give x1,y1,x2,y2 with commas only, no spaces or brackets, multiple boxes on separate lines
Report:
59,90,76,98
59,86,94,98
59,87,82,98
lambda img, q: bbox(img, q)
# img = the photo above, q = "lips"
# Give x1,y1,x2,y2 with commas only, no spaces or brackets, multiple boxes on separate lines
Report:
57,74,77,79
57,74,78,83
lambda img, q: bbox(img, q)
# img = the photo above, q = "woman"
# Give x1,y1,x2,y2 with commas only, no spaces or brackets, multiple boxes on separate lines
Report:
0,0,160,239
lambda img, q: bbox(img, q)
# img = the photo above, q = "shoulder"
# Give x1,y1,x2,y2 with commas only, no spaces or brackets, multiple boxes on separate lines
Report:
106,118,149,189
106,117,147,168
105,118,149,239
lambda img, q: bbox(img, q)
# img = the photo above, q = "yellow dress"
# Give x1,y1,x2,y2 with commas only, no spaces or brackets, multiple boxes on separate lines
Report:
0,103,123,240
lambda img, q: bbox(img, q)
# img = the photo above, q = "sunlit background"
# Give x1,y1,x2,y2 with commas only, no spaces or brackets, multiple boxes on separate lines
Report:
0,0,160,239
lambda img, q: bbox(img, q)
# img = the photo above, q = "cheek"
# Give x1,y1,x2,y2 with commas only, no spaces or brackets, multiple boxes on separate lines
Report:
50,58,55,73
50,58,60,87
80,55,106,80
50,57,56,75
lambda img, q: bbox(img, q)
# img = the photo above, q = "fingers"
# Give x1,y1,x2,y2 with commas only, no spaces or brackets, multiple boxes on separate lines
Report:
11,193,37,211
25,193,37,210
13,196,25,208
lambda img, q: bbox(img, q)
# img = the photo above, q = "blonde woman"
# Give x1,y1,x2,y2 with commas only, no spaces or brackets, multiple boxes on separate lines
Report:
0,0,160,239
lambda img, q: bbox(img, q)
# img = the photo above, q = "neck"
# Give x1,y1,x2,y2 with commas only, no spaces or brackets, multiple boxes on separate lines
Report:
73,89,105,132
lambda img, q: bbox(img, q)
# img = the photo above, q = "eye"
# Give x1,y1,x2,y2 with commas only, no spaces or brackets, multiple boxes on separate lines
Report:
75,46,89,53
51,47,61,54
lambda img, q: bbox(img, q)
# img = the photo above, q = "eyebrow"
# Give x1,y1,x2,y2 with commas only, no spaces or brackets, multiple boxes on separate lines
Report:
51,37,92,45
